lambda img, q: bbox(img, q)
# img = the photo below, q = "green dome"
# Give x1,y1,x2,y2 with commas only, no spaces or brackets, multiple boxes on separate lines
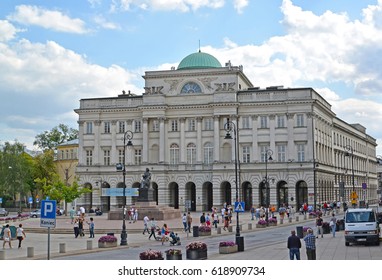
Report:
177,51,222,70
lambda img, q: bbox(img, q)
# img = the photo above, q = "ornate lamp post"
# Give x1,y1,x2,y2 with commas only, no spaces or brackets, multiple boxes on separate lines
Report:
345,145,355,207
224,118,244,251
117,130,133,246
264,149,273,222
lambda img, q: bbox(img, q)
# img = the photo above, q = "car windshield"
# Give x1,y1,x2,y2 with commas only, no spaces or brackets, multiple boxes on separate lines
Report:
346,211,375,223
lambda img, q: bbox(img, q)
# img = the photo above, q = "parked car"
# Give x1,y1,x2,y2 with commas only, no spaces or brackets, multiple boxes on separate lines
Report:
30,209,41,218
0,208,8,216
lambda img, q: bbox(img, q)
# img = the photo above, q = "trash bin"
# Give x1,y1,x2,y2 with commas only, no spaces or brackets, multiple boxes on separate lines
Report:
236,236,245,252
296,226,303,238
192,226,199,237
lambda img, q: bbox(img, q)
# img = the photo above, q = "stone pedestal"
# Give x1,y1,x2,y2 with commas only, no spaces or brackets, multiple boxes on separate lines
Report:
138,188,155,202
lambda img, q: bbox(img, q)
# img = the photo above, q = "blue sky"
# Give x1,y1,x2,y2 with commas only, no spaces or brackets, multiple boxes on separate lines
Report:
0,0,382,155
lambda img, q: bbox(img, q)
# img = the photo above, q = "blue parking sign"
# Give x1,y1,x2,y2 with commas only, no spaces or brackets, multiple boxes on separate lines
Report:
40,200,57,228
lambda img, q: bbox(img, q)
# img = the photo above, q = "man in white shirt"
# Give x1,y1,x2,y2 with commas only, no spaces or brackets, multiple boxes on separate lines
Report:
143,215,150,234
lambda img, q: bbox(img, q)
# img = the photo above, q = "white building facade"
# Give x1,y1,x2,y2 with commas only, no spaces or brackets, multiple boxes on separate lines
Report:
75,51,378,212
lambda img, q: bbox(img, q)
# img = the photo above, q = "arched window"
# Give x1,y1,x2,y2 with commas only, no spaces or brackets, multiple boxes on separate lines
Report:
170,143,179,165
181,82,202,93
187,143,196,164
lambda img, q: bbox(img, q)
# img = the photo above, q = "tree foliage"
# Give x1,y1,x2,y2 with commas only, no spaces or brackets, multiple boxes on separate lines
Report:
33,123,78,150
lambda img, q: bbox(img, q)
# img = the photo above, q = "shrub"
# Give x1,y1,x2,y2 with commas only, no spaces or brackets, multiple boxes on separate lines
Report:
139,249,163,260
268,217,277,224
186,241,207,251
198,225,211,232
165,249,182,255
98,235,117,243
219,241,236,247
257,219,267,225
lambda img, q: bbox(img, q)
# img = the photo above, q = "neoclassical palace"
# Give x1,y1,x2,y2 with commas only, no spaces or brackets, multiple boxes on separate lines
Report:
74,51,378,212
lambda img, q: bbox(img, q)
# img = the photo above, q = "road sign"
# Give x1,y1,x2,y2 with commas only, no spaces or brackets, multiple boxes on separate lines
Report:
28,197,33,204
101,188,139,197
40,200,57,228
234,201,245,212
362,183,367,189
0,198,2,203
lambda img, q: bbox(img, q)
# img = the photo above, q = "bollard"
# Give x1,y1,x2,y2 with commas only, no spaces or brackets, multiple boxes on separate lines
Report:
217,227,221,234
27,247,34,258
296,216,299,222
289,217,292,223
59,243,66,253
228,225,233,232
0,250,5,260
248,223,252,230
87,240,93,250
280,219,283,224
304,214,307,220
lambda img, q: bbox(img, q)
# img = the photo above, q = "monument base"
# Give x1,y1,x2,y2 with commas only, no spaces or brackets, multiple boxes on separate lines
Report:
138,188,154,202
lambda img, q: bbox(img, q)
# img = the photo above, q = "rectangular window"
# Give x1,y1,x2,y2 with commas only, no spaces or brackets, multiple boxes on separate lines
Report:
187,144,196,164
170,145,179,164
277,115,285,128
104,122,111,134
152,120,159,131
86,150,93,166
188,119,196,131
119,121,125,133
70,149,74,159
135,149,142,165
135,120,142,132
103,149,110,166
296,114,304,127
242,117,250,129
86,122,93,134
118,149,124,165
297,144,305,161
204,144,213,164
171,120,178,132
204,118,213,131
242,146,251,163
260,116,268,128
277,144,286,162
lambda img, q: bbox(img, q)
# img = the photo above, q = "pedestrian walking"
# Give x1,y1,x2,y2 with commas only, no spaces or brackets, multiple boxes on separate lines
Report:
287,230,301,260
143,215,150,234
161,223,169,245
200,212,206,226
78,216,85,237
303,228,316,260
329,213,337,237
86,217,95,238
16,224,26,249
316,215,324,238
213,212,219,228
182,213,187,232
2,224,12,249
133,208,138,223
250,205,255,220
148,218,157,240
186,212,192,233
223,210,229,231
69,207,76,224
73,218,80,238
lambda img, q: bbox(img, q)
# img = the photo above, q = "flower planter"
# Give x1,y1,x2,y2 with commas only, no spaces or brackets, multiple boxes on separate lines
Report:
98,241,117,248
256,224,267,228
198,231,211,236
269,223,277,226
186,249,208,260
166,253,183,260
219,245,238,254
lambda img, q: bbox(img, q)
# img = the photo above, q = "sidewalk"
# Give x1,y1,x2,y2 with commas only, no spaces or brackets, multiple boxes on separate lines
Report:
0,212,382,260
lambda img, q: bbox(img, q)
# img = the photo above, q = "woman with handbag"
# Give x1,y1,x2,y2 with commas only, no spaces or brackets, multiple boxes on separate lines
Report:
329,213,337,237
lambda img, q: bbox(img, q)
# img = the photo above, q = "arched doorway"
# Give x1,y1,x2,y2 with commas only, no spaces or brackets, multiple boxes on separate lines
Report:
185,182,196,211
259,181,268,207
169,182,179,209
82,183,93,212
296,181,308,209
101,182,110,211
220,181,231,206
203,182,213,211
242,181,252,210
277,181,288,208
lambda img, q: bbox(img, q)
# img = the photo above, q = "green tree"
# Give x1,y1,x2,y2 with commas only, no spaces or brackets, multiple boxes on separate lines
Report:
33,124,78,150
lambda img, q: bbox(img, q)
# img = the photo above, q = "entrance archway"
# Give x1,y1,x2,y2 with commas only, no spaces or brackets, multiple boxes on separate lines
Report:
277,181,288,208
220,181,231,206
202,182,213,211
152,182,159,205
185,182,196,211
259,181,268,207
296,181,308,209
100,182,110,211
242,181,252,210
169,182,179,209
82,183,93,212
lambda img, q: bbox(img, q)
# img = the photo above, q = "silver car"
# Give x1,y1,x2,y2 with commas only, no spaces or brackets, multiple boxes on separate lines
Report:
0,208,8,216
30,209,41,218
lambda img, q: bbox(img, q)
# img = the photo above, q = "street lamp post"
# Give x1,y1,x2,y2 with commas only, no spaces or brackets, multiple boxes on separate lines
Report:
224,118,244,251
118,130,133,246
264,149,273,223
345,145,355,207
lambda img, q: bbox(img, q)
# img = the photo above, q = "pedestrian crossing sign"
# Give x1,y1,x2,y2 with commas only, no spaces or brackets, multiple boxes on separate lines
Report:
234,202,245,212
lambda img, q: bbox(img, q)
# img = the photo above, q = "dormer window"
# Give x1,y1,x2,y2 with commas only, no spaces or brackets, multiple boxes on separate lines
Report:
181,82,202,93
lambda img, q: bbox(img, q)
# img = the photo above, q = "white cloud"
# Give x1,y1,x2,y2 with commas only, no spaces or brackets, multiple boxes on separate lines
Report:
233,0,248,14
115,0,225,12
7,5,89,34
0,20,18,42
93,15,120,30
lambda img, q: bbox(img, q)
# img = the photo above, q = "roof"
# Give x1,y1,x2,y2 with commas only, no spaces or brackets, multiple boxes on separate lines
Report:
177,51,222,70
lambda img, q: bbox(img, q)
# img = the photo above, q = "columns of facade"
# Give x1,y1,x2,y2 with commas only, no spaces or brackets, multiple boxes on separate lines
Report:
251,115,259,160
77,121,84,165
213,115,220,162
180,118,185,163
142,118,149,163
287,113,295,159
307,112,314,161
94,120,101,165
196,117,203,163
111,120,117,164
159,117,166,163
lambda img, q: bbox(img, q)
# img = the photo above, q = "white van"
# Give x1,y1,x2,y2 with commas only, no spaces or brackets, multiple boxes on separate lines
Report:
344,208,380,246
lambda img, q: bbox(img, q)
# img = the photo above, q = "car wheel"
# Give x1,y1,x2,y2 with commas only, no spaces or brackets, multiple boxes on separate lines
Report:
345,241,350,246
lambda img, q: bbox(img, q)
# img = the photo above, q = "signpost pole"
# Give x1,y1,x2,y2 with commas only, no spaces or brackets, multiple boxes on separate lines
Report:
47,227,50,260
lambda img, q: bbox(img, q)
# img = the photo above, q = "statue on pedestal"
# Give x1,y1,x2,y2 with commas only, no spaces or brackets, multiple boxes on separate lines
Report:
140,168,151,189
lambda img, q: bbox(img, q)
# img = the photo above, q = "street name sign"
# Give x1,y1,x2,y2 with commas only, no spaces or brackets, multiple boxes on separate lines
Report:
101,188,139,197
